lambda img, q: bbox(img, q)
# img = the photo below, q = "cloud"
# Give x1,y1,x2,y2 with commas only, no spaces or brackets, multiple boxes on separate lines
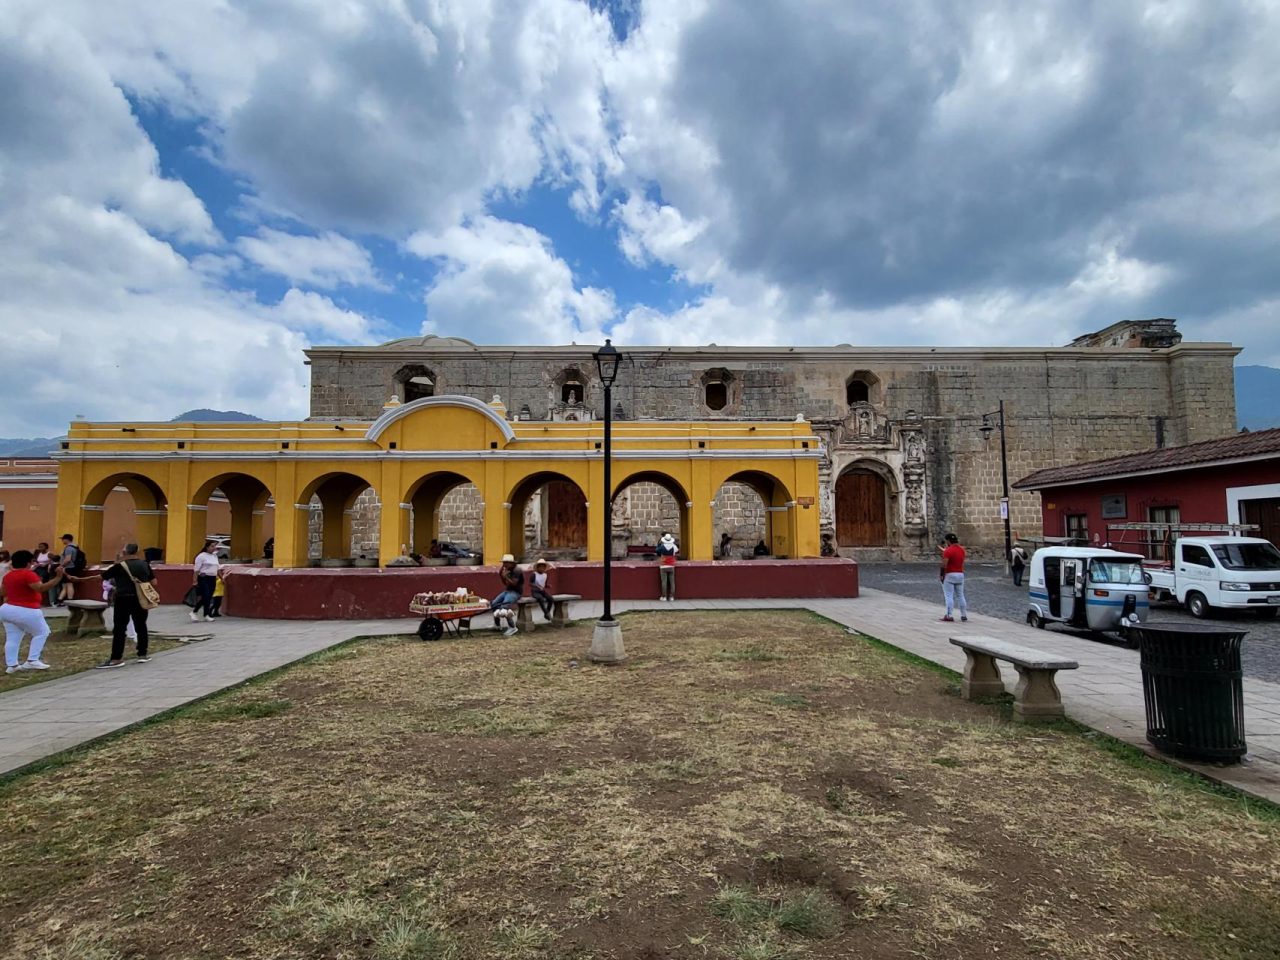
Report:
237,229,382,290
407,216,614,343
271,288,374,342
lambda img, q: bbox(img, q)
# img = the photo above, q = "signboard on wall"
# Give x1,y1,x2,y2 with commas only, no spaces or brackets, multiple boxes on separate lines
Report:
1101,494,1127,519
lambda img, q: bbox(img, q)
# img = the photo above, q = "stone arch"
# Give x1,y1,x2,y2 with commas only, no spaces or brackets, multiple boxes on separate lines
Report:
715,469,796,558
612,470,691,556
404,470,484,558
188,472,276,561
834,459,897,548
82,472,169,565
554,366,589,406
507,471,589,561
393,363,437,403
295,471,378,563
845,369,882,406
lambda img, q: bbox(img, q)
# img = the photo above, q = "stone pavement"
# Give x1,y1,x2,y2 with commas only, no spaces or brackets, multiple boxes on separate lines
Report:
3,593,1279,805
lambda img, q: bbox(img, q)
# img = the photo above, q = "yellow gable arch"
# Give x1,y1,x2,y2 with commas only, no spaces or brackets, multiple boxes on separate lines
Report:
365,396,515,452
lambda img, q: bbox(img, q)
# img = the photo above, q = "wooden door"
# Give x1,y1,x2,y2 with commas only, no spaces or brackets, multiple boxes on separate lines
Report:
546,481,587,548
1242,498,1280,548
835,470,887,546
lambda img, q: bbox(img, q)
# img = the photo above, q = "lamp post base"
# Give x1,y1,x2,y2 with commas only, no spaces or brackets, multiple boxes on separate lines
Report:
589,618,626,664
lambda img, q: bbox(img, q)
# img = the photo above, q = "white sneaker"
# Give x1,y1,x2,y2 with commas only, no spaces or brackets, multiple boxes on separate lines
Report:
204,615,215,622
23,660,51,671
503,626,518,637
5,665,20,674
189,611,199,622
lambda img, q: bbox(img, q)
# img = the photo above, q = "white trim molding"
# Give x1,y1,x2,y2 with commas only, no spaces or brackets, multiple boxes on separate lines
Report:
365,395,516,445
1226,482,1280,527
186,504,208,512
80,504,106,512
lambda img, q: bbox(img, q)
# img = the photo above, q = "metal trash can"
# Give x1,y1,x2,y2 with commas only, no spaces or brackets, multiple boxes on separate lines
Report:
1129,622,1248,763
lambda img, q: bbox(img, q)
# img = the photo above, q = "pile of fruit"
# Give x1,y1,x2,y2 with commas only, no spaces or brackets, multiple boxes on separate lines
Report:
410,588,484,612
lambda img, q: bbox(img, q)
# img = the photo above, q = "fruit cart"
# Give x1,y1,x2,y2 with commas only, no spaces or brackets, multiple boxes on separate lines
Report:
408,590,490,641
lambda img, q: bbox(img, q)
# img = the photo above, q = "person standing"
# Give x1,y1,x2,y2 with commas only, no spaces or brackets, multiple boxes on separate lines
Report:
939,532,968,623
656,533,678,601
57,533,86,604
489,554,524,636
1010,542,1029,587
718,532,732,560
1,550,65,673
96,543,154,668
529,558,554,622
191,540,220,623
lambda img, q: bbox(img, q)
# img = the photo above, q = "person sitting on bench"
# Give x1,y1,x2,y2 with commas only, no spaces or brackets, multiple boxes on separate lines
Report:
490,554,524,636
529,558,555,621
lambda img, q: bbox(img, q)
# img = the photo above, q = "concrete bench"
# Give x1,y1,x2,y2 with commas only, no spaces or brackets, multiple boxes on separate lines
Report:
64,600,109,637
949,635,1078,723
516,593,582,630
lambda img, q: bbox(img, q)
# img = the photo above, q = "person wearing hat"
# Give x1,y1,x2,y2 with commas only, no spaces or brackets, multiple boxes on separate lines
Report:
655,533,679,601
529,558,555,621
489,553,524,636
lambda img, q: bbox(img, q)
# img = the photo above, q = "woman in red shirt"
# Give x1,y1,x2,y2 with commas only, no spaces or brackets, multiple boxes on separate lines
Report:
938,533,968,623
1,550,66,674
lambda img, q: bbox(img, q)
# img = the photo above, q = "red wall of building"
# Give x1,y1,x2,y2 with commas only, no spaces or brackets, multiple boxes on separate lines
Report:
187,559,861,620
1037,459,1280,544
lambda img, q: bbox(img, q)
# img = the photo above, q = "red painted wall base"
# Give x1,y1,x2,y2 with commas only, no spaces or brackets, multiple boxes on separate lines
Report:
150,559,859,620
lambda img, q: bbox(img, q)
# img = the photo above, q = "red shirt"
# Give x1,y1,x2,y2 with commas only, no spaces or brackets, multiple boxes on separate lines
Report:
2,569,42,608
942,544,966,574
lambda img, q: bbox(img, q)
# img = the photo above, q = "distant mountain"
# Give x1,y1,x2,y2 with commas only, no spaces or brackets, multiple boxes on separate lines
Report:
1237,366,1280,431
0,438,57,458
171,409,263,422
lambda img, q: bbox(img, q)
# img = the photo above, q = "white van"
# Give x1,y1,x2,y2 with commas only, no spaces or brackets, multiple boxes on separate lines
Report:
1145,536,1280,618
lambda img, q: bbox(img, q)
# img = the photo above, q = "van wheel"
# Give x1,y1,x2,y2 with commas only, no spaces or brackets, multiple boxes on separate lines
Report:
1027,611,1045,629
1186,592,1211,619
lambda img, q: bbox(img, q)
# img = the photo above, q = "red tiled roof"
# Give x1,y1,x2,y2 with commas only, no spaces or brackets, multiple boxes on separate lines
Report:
1014,427,1280,490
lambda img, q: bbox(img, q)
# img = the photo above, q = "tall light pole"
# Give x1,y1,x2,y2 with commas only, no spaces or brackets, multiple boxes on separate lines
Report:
589,339,625,663
980,400,1013,574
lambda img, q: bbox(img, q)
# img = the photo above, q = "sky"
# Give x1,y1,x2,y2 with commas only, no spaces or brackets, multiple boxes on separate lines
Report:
2,0,1279,436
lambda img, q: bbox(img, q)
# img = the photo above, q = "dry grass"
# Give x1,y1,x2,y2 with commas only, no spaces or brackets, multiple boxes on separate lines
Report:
0,628,186,689
0,609,1277,960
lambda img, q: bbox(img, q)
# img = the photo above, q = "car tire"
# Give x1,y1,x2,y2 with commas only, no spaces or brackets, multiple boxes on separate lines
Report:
1186,591,1211,619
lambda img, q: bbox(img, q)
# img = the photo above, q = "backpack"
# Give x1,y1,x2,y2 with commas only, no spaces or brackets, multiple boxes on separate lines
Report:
70,546,88,573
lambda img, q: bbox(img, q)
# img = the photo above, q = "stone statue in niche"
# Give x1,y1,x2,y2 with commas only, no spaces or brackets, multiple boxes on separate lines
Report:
836,402,891,446
906,432,924,462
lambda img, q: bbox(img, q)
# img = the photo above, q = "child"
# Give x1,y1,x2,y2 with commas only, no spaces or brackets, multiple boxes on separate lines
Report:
209,576,225,618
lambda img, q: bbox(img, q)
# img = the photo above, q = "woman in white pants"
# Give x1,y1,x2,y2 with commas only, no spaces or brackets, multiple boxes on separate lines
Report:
1,550,66,674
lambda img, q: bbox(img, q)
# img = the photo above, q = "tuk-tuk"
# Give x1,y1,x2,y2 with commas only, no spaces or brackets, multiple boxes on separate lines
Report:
1027,547,1149,637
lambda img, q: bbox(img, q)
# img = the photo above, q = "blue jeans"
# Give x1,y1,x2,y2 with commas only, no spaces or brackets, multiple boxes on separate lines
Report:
942,573,967,618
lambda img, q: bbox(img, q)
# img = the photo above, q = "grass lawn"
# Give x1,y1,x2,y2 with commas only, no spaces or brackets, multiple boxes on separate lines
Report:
0,609,1277,960
1,626,187,690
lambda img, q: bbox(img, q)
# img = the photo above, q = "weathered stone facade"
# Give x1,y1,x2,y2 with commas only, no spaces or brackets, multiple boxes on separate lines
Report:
305,320,1239,559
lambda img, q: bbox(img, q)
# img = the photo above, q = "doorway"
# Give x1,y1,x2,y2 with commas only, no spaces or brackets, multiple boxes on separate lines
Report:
835,469,888,546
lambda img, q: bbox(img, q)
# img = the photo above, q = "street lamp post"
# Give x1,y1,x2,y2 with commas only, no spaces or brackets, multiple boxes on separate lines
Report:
589,339,625,664
979,400,1013,574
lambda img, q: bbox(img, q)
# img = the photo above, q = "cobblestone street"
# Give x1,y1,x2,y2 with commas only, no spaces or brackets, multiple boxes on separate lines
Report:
859,561,1280,683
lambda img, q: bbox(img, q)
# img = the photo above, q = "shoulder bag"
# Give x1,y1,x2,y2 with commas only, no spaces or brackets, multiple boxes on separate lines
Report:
120,559,161,610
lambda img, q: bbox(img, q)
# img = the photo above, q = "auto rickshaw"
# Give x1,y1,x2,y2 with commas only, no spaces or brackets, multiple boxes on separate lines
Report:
1027,547,1149,639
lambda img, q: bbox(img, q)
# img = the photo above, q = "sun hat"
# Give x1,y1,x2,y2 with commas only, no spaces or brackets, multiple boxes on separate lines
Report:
660,533,676,545
535,558,548,566
501,553,516,563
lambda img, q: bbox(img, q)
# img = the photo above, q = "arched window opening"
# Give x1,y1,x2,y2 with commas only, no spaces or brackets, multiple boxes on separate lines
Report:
847,380,869,405
700,367,735,414
845,370,880,407
394,364,436,404
561,378,584,405
705,379,727,411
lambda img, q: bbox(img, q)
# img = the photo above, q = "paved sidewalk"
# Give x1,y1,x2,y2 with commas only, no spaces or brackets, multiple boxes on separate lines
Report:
3,594,1279,805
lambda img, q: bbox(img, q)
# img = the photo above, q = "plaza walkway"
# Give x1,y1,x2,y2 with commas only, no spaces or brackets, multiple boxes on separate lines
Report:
2,592,1278,804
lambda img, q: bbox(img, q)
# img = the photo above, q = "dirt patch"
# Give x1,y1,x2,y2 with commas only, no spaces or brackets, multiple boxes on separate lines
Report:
0,609,1277,960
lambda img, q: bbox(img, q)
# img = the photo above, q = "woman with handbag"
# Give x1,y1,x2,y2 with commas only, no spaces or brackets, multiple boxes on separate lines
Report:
95,543,158,668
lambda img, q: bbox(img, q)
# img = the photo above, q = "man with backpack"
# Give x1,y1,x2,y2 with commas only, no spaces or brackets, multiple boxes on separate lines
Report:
56,533,87,605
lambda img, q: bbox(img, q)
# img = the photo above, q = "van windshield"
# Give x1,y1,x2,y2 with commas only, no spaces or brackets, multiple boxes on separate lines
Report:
1211,542,1280,571
1089,559,1146,585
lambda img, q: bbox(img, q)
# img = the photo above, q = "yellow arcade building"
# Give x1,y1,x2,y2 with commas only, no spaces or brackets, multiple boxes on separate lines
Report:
54,396,824,568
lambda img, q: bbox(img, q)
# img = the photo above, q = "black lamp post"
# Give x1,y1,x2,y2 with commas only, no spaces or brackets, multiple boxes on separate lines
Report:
979,400,1013,574
590,339,625,663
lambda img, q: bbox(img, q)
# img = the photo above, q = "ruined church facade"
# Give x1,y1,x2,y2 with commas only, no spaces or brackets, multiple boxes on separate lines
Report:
304,319,1239,560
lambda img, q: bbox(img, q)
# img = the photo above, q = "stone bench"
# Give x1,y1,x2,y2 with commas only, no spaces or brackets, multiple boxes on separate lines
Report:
516,593,582,630
949,635,1079,723
64,600,109,637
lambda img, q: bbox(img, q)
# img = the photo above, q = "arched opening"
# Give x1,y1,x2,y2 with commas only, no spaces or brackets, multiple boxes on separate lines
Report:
717,470,794,558
556,367,587,406
82,473,169,566
295,472,376,564
508,472,588,561
612,472,690,558
835,467,889,547
190,473,276,562
394,364,436,404
712,481,768,559
406,471,484,561
845,369,881,407
700,368,736,414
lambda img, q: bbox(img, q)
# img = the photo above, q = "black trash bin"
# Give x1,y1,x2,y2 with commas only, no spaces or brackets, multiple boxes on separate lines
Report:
1129,622,1248,763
